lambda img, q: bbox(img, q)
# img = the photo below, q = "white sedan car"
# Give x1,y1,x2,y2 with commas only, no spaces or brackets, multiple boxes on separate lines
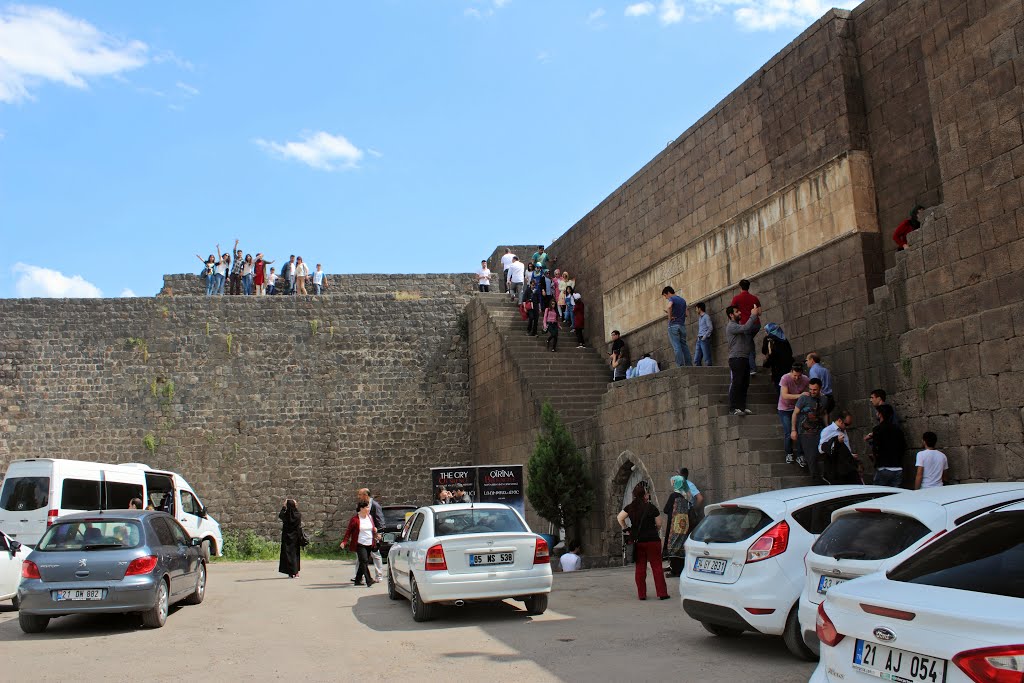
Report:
811,498,1024,682
386,503,553,622
679,485,897,660
1,529,29,608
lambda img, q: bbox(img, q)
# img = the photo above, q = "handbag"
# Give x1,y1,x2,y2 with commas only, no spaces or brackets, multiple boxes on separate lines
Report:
299,527,310,548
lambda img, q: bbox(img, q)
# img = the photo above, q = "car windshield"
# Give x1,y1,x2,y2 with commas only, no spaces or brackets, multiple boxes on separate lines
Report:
690,507,772,544
384,508,414,527
433,508,527,536
811,512,930,561
0,476,49,511
888,511,1024,599
37,520,143,550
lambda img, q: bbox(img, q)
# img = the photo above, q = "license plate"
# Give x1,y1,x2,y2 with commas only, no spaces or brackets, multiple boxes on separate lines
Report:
470,552,514,566
817,575,847,594
853,640,947,683
693,557,727,575
54,589,104,601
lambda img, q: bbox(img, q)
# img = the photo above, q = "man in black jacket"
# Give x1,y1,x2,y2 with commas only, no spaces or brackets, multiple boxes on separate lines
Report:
869,404,907,487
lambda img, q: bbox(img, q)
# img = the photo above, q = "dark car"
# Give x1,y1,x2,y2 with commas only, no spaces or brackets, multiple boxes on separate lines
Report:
17,510,206,633
379,505,417,563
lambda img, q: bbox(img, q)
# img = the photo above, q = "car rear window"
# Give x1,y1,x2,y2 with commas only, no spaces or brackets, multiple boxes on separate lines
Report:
690,507,773,544
792,493,900,535
433,509,527,536
37,520,143,550
811,512,930,561
888,511,1024,599
0,476,49,511
384,508,414,527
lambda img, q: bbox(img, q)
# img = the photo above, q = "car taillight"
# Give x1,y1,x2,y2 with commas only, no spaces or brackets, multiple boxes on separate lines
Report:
746,520,789,563
125,556,158,576
46,509,58,526
425,544,447,571
816,602,844,648
533,537,550,565
954,644,1024,683
22,560,41,579
860,603,916,621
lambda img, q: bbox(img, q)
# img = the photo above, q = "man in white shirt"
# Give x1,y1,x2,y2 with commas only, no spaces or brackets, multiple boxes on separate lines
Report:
914,431,949,489
818,411,853,454
312,264,327,295
635,353,660,376
507,256,526,302
559,542,583,572
476,260,492,293
500,248,515,294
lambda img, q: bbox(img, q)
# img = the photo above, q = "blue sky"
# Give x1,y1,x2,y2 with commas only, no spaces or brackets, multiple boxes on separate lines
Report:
0,0,860,298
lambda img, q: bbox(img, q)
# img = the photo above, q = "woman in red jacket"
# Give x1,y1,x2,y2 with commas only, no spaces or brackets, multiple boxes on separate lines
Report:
572,292,586,348
340,501,377,587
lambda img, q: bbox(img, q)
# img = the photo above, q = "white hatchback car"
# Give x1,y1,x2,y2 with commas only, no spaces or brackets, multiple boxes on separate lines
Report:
799,482,1024,655
680,485,898,659
1,529,29,608
386,503,553,622
811,498,1024,683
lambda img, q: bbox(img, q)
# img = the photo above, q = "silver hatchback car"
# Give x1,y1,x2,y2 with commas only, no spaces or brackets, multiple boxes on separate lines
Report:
17,510,206,633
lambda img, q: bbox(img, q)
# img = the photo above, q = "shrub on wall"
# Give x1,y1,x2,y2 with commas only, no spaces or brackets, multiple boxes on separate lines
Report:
527,402,595,542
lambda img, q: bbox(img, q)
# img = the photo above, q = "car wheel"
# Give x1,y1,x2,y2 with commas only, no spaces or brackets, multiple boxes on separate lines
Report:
783,605,818,661
387,567,401,601
201,539,213,562
142,579,169,628
184,562,207,605
701,621,743,637
524,594,548,615
18,612,49,634
12,594,20,611
410,577,435,623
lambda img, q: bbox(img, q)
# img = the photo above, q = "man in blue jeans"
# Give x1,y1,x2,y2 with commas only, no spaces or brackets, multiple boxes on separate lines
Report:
692,302,713,366
661,286,693,367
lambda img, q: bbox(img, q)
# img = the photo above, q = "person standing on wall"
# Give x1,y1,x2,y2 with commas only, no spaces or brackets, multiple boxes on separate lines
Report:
729,279,761,374
616,482,669,601
294,256,310,295
726,304,761,415
692,302,713,366
500,248,515,294
357,488,385,583
476,260,491,292
312,263,327,295
280,255,296,295
341,500,376,587
241,254,255,295
662,471,703,577
661,286,693,367
253,253,273,296
214,248,230,295
229,240,244,295
278,499,303,579
196,254,216,296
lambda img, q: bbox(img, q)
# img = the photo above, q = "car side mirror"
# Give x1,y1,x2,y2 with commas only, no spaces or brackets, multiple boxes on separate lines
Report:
9,540,21,553
199,507,209,519
189,537,202,547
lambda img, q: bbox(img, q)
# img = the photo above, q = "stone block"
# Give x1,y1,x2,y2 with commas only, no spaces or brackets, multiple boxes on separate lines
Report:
959,410,993,446
967,374,1002,410
992,407,1024,443
969,445,1010,480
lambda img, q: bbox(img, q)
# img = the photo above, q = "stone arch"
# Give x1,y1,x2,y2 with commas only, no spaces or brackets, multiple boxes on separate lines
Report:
603,450,659,564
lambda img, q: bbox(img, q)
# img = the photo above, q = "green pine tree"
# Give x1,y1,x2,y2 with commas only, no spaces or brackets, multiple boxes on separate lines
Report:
526,402,595,542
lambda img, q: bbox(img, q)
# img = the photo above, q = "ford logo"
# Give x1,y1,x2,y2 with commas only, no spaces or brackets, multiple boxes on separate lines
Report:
873,627,896,643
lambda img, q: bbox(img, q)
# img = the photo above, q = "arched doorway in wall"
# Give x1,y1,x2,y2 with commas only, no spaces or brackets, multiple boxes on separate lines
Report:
607,451,656,564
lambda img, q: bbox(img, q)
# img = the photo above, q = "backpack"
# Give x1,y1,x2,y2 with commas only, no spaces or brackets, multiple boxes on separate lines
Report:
821,436,861,484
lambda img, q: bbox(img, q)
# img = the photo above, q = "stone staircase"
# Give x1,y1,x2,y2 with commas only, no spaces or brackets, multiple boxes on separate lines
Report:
476,292,613,423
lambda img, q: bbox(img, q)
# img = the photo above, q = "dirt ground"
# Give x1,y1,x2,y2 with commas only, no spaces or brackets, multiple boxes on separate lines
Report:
0,560,815,682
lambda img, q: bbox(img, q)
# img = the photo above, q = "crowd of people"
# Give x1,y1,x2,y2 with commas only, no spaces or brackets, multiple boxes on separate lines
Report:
196,241,328,296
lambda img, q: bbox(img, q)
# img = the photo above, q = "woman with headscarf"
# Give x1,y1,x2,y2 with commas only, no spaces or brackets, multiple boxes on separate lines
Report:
278,499,303,578
616,482,669,600
662,469,705,576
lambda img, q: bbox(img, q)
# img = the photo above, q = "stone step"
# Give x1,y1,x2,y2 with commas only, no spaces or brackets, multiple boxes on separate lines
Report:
737,437,782,452
777,474,814,489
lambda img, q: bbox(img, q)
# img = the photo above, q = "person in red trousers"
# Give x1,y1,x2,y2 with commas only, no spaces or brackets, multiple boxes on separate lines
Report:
617,481,669,601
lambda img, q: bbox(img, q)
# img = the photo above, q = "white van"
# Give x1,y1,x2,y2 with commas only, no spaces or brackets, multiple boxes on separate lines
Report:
0,458,223,557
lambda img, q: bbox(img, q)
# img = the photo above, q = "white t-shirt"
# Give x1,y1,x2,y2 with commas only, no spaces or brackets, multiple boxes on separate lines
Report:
636,357,659,376
215,262,228,276
313,270,325,285
357,515,373,546
477,268,491,285
500,253,515,271
267,273,277,286
916,449,948,488
242,262,253,276
509,261,526,283
295,263,309,278
559,552,582,572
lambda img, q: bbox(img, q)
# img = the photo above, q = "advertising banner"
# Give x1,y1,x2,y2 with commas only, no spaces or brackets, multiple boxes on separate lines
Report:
430,466,477,503
476,464,525,516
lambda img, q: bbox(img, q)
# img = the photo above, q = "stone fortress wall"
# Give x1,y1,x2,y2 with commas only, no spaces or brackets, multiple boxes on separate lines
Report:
0,277,475,541
470,0,1024,555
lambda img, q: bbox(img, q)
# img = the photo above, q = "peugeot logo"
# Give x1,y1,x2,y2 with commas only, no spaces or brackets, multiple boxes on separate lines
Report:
832,568,842,575
78,559,87,568
873,627,896,643
703,550,710,556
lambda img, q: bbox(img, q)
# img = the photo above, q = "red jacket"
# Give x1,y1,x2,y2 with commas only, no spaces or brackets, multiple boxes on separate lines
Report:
573,300,585,328
892,219,916,248
341,514,376,551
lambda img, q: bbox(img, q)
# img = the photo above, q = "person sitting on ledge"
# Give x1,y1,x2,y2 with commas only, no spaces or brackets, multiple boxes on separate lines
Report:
635,353,659,376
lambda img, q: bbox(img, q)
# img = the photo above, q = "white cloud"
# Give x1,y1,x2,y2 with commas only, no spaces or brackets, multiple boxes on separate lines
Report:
693,0,861,30
255,131,365,172
153,50,193,71
175,81,198,96
464,0,509,19
625,2,655,16
587,8,607,25
12,262,103,298
659,0,685,24
119,288,136,297
0,5,148,103
367,148,383,158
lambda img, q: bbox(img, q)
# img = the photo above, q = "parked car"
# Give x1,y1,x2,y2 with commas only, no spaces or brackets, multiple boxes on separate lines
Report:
0,458,224,558
810,498,1024,683
799,482,1024,656
1,529,29,608
386,503,552,622
680,485,899,660
379,505,417,563
17,510,207,633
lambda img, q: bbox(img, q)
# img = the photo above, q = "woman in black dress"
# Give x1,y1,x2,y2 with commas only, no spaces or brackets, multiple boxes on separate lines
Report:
278,499,302,578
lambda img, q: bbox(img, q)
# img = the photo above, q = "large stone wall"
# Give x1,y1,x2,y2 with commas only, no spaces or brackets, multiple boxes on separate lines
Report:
0,278,473,540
